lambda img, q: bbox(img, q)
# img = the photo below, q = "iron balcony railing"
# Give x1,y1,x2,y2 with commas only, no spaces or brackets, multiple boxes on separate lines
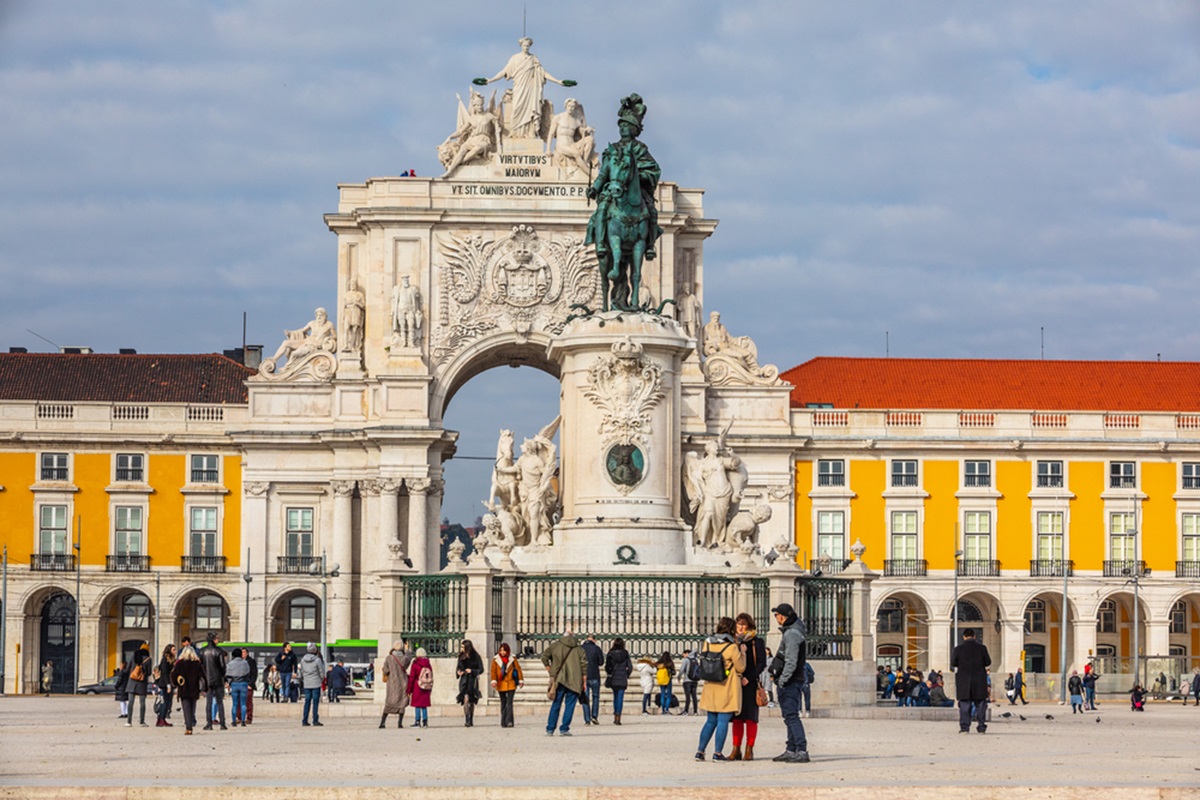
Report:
400,574,469,657
1184,477,1200,490
1177,561,1200,578
956,559,1001,577
809,558,852,575
793,576,853,660
1036,475,1064,488
182,555,227,573
277,555,320,574
1029,559,1074,577
963,475,991,488
190,469,220,483
1104,560,1149,578
40,467,69,481
31,553,75,571
891,474,919,487
115,467,144,482
883,559,927,577
106,554,150,572
816,473,845,487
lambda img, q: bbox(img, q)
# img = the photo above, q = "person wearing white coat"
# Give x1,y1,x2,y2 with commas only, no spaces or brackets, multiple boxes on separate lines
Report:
635,658,657,715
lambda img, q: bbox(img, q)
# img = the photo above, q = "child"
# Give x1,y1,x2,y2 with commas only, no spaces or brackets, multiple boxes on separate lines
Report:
654,652,675,715
635,658,656,715
1130,683,1147,711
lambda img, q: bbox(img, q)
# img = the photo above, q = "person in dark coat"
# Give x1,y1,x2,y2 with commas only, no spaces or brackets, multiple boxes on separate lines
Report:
114,660,130,719
200,632,228,730
731,612,768,761
604,638,633,725
328,659,350,703
950,628,992,733
126,642,152,727
455,639,484,727
581,634,605,725
170,644,205,735
155,644,176,727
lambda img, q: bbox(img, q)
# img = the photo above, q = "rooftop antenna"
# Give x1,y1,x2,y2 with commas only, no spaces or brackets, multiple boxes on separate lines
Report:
26,329,61,351
242,311,247,357
885,331,890,358
1040,326,1044,359
523,4,527,37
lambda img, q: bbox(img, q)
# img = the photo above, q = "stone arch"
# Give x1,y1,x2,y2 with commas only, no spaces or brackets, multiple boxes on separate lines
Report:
173,587,232,644
1020,591,1078,675
430,330,561,423
268,588,322,644
95,586,156,672
874,590,932,671
1093,589,1150,673
20,583,72,617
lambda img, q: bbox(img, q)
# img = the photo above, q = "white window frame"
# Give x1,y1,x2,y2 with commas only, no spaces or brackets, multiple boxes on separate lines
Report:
188,505,220,557
891,460,919,488
889,509,920,560
289,595,318,631
1109,461,1137,490
1036,460,1064,489
195,594,224,630
1184,463,1200,491
816,459,846,488
962,510,992,560
1109,512,1137,560
964,460,991,489
114,505,145,556
816,510,846,561
122,594,151,629
1036,511,1065,561
39,452,70,482
190,453,220,484
115,453,145,483
286,507,315,558
1183,513,1200,562
38,504,69,554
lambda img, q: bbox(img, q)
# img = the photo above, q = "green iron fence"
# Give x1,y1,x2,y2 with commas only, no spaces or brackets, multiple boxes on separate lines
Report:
399,574,468,657
794,576,853,660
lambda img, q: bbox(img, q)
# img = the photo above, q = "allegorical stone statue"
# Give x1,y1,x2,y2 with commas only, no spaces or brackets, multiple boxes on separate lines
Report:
390,275,423,349
585,94,662,312
438,90,502,177
341,285,365,355
724,503,772,552
490,417,560,546
258,308,338,381
475,37,575,139
683,425,749,549
701,311,782,387
546,98,595,175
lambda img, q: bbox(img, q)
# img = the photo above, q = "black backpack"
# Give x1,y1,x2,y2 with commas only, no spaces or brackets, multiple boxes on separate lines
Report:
697,644,731,683
684,656,700,682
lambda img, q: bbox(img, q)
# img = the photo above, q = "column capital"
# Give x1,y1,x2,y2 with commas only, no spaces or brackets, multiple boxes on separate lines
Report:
378,477,402,496
359,479,381,497
331,480,356,497
408,477,432,496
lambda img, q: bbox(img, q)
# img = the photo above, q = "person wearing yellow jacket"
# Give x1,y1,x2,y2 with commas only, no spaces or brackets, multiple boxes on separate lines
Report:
694,617,745,762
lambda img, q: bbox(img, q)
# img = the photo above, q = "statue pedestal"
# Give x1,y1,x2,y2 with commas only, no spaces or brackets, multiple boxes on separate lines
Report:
547,312,694,566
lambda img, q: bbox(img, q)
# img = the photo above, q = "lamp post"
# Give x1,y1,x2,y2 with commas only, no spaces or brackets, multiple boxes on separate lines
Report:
242,547,253,643
1059,519,1069,704
73,516,81,694
953,549,963,653
1,545,7,695
309,550,340,664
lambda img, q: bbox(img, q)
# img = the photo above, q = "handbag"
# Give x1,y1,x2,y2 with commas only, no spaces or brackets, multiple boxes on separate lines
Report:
604,675,612,689
755,685,769,707
130,664,145,682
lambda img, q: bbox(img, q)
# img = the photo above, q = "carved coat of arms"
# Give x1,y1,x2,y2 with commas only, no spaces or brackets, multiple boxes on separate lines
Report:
583,337,666,493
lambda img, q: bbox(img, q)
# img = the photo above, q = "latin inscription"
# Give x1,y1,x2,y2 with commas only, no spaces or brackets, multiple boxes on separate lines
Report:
450,184,587,197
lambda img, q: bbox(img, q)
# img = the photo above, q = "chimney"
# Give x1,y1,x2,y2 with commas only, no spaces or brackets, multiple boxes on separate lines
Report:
9,347,27,353
119,348,137,355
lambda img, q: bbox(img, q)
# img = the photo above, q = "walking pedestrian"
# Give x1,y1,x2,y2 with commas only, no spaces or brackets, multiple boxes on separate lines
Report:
950,628,991,733
636,657,657,715
1084,666,1101,710
604,637,633,725
243,648,257,724
1068,670,1084,713
169,644,204,735
694,616,745,762
114,660,130,719
298,643,326,727
541,629,587,736
456,639,484,727
489,641,524,728
226,647,251,727
581,634,605,725
329,659,350,703
379,640,411,729
770,602,810,763
1013,667,1029,705
127,641,151,728
680,648,700,715
730,612,767,760
40,660,53,696
655,651,676,714
407,647,434,728
200,632,228,731
1191,669,1200,708
154,644,176,727
274,642,298,704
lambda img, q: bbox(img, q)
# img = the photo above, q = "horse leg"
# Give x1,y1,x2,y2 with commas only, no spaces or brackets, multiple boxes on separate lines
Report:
600,255,611,312
628,239,645,310
606,227,623,281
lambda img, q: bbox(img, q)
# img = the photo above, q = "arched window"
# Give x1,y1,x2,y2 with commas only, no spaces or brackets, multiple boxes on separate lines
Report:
1097,599,1116,633
877,599,904,633
195,594,224,630
289,595,318,631
122,594,150,628
1024,599,1046,634
1171,600,1188,634
954,599,983,623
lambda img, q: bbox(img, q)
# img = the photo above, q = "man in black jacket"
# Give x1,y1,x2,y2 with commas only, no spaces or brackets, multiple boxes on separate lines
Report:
581,635,605,725
275,642,298,703
201,633,228,731
950,629,991,733
244,648,258,724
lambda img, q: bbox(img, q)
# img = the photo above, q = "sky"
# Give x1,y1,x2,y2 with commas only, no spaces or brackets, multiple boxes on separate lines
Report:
2,2,1199,525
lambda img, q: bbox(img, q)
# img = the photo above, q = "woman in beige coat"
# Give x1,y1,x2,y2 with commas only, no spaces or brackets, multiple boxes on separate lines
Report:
695,616,746,762
379,640,411,728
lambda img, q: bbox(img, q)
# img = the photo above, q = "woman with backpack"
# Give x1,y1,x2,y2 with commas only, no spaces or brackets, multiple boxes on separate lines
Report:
694,616,746,762
456,639,484,727
604,638,633,725
407,647,434,728
654,651,676,714
730,613,767,761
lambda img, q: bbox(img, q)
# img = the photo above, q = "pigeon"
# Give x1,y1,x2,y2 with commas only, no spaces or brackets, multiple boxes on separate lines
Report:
1000,712,1013,718
596,516,605,522
1044,714,1054,720
575,517,583,524
1018,715,1027,721
1095,717,1101,723
631,517,640,523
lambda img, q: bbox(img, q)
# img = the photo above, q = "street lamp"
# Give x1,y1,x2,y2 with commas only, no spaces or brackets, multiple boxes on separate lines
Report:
1058,501,1069,704
242,546,253,643
953,549,963,652
309,550,340,663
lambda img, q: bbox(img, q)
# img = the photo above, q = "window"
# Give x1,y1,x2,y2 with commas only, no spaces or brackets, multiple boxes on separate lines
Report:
189,507,218,557
286,508,314,557
963,511,992,560
195,594,224,630
114,506,143,555
1184,514,1200,561
289,595,318,631
1171,600,1188,635
891,460,918,488
1037,460,1064,488
1185,463,1200,490
964,461,991,488
1024,599,1046,634
115,453,144,482
122,594,151,628
816,511,845,560
890,511,918,559
1109,461,1136,489
1037,511,1064,560
39,505,69,554
1097,599,1116,633
877,599,904,633
190,454,219,483
1096,644,1116,658
40,452,69,481
1109,512,1137,560
817,460,845,487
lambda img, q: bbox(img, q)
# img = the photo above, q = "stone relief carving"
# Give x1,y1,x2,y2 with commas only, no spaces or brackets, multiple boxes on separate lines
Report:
724,503,772,552
766,484,791,502
359,479,381,497
390,275,423,351
244,482,269,497
582,337,666,494
378,478,401,496
682,425,749,549
488,416,560,546
257,308,338,382
432,225,599,365
476,37,574,140
341,287,365,356
546,98,595,176
330,480,356,497
701,311,782,387
438,90,502,177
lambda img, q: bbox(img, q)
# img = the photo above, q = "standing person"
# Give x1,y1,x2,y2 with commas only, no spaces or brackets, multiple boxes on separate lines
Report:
268,665,282,703
127,641,152,728
604,638,633,725
489,641,524,728
262,664,276,702
329,659,350,703
1085,667,1102,710
243,648,257,724
275,642,298,704
800,661,815,717
1068,670,1085,713
731,613,767,761
456,640,484,727
581,634,605,726
694,616,745,762
407,647,434,728
883,666,896,701
1013,667,1029,705
225,647,251,727
379,641,411,729
40,660,53,696
636,657,657,715
155,644,176,727
950,628,992,734
770,602,810,764
298,643,326,727
655,651,676,715
200,633,228,731
170,645,205,735
540,630,587,737
679,648,700,716
114,660,130,719
1191,669,1200,708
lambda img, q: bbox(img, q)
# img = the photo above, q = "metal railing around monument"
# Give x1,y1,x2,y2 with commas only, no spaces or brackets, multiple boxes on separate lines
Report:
793,576,853,660
399,574,468,657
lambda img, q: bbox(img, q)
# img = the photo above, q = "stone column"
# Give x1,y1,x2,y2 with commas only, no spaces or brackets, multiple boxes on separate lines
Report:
1072,619,1098,670
242,482,270,637
760,562,802,654
377,478,401,560
463,557,499,673
77,614,101,686
1000,617,1025,675
329,480,356,641
840,540,878,663
1147,619,1171,660
927,618,952,673
407,478,431,575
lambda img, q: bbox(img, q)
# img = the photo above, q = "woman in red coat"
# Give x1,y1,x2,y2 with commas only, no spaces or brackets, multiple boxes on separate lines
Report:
407,647,434,727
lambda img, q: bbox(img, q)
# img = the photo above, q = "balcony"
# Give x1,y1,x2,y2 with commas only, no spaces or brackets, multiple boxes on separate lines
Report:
1036,475,1064,488
190,469,220,483
1029,559,1074,577
40,468,69,481
956,559,1001,577
1184,477,1200,490
31,553,75,571
181,555,227,574
1103,560,1149,578
277,555,321,574
115,468,144,482
106,555,150,572
963,475,991,488
1177,561,1200,578
883,559,928,577
891,475,919,488
816,474,845,487
809,558,852,575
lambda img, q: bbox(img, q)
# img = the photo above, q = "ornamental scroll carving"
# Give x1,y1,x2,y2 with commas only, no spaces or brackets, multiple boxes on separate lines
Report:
432,225,599,365
583,337,666,495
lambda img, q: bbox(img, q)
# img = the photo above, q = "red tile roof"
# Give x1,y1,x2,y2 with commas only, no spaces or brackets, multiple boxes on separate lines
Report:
782,357,1200,413
0,354,253,404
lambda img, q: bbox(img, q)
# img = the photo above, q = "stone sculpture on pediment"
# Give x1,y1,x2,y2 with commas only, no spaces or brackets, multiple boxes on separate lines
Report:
582,337,666,494
475,37,575,140
390,275,423,351
683,424,750,549
257,308,338,382
547,98,595,176
490,417,560,546
701,311,782,387
438,90,502,177
431,226,599,365
341,287,365,356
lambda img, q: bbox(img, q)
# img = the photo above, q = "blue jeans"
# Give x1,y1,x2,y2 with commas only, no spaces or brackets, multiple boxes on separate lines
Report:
659,684,673,712
779,680,808,754
414,707,428,725
696,711,734,755
801,683,811,712
1085,686,1097,709
302,688,321,724
230,682,248,723
587,678,601,721
546,685,579,734
280,671,294,702
611,688,625,715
